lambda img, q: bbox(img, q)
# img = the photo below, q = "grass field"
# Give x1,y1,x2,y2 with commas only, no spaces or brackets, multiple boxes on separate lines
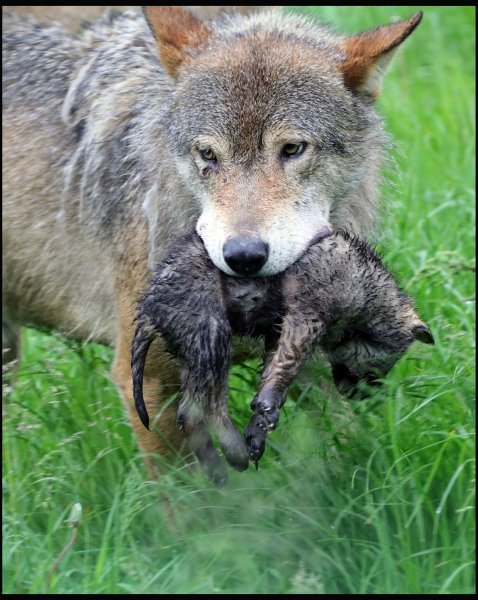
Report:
2,5,475,594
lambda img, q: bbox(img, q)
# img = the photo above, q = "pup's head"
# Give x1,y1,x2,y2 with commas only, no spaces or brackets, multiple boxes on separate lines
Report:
144,7,422,276
326,315,434,398
319,236,434,396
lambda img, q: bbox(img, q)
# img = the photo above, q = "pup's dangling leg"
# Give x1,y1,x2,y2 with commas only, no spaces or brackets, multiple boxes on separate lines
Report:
245,314,325,466
209,409,249,472
177,397,228,486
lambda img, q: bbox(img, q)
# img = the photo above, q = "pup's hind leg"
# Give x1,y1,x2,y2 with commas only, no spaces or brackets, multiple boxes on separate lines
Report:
178,321,249,474
176,397,228,485
210,408,249,472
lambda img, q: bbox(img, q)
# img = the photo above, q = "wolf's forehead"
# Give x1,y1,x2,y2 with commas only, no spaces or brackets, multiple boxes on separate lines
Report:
173,36,356,153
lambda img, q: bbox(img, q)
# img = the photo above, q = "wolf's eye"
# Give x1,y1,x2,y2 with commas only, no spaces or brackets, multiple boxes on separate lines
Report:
200,148,217,162
282,142,307,158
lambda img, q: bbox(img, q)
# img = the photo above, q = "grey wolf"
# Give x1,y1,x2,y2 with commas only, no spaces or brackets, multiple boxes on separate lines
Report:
2,6,423,475
132,230,433,482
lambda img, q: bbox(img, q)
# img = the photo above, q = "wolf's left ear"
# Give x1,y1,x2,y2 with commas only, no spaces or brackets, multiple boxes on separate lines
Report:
143,6,211,77
340,11,423,97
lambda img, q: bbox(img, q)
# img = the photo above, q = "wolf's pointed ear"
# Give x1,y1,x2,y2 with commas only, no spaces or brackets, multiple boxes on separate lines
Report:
412,320,435,345
142,6,211,77
340,11,423,98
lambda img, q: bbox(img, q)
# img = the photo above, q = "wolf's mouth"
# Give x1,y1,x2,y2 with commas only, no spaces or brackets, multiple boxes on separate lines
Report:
286,225,334,272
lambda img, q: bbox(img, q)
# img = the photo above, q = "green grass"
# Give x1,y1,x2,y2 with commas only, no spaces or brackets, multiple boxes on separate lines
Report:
2,5,475,594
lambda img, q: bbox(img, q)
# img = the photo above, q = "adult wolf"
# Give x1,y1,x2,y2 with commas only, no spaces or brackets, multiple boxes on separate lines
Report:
2,7,422,474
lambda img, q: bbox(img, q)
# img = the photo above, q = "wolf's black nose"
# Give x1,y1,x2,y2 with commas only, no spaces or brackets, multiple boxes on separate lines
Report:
223,236,269,276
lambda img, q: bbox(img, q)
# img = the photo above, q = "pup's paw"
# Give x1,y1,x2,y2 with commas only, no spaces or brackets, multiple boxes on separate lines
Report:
196,440,229,487
251,389,281,430
223,440,250,472
213,419,250,472
244,413,268,468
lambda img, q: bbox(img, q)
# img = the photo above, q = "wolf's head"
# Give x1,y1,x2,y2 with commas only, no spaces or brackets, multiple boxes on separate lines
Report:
144,7,422,276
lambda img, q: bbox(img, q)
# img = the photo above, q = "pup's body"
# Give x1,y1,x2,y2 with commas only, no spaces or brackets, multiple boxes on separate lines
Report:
2,7,422,471
132,231,433,482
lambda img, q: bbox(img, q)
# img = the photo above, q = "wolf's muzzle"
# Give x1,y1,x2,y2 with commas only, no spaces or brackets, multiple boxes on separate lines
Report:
223,235,269,276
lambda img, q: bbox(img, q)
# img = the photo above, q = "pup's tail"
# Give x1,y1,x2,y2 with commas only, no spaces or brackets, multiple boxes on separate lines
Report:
131,323,154,431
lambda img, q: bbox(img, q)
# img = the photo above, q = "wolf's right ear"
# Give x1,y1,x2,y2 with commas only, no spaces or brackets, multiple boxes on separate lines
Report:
142,6,211,77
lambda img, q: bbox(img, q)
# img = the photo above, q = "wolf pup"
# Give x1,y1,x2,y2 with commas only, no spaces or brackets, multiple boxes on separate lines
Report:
131,231,433,482
3,7,422,474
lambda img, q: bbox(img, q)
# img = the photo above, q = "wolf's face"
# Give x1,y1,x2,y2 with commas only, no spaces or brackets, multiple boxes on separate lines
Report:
169,37,374,276
145,7,422,276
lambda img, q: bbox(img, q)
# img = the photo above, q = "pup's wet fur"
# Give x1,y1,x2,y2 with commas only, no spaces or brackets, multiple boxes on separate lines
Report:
132,231,433,482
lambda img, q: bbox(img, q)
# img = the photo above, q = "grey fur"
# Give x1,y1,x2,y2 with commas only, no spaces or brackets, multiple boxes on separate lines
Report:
2,8,405,341
3,8,423,476
132,231,433,479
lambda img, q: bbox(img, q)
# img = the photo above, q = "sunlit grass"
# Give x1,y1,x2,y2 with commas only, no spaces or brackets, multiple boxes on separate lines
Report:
2,5,475,594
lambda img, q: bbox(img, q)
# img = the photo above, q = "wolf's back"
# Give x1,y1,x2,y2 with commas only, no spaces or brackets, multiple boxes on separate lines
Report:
2,11,156,115
1,11,184,344
2,13,153,344
3,19,84,111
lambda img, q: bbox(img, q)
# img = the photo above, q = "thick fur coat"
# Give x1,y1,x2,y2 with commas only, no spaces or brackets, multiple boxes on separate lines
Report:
2,7,422,473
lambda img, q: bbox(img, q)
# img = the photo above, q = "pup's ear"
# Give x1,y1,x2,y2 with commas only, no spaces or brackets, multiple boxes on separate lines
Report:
142,6,211,77
412,320,435,345
340,11,423,98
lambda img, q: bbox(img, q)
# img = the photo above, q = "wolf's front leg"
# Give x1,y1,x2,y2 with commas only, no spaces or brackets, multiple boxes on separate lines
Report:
113,299,186,479
245,314,324,465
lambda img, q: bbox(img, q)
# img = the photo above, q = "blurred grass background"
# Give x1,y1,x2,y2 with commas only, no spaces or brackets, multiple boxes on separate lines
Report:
2,5,475,594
